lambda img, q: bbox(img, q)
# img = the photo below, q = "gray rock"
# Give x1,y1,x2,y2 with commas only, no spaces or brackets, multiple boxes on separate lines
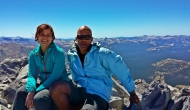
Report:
0,57,28,84
141,80,171,110
167,96,190,110
1,65,28,104
0,98,7,107
135,79,148,101
0,105,9,110
109,96,123,110
179,88,190,97
0,84,8,91
167,88,190,110
111,88,119,97
112,78,130,99
15,64,28,81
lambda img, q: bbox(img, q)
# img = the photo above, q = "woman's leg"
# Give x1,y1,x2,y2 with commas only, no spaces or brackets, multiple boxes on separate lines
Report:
50,81,72,110
34,89,58,110
11,85,28,110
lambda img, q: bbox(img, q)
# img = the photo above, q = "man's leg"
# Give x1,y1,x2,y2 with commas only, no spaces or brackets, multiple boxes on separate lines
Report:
81,93,109,110
11,85,28,110
33,89,58,110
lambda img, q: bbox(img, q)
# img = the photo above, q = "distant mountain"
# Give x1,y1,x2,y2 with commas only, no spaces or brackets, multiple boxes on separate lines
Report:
0,35,190,86
151,58,190,86
98,35,190,85
0,36,35,44
0,37,73,62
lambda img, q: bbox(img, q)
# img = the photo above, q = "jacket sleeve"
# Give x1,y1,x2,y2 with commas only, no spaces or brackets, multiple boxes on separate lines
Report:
36,51,67,92
100,48,135,93
26,52,38,92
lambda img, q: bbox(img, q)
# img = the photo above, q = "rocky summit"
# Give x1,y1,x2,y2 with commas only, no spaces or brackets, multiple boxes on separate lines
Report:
0,36,190,109
0,58,189,110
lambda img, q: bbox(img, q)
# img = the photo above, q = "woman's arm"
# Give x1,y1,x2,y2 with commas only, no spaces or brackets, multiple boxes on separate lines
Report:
26,51,38,92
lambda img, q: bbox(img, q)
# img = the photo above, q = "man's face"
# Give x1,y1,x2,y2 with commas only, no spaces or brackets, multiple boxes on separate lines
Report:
76,29,93,53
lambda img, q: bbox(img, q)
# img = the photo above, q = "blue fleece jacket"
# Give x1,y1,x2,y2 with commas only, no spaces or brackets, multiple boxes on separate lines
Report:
67,42,135,102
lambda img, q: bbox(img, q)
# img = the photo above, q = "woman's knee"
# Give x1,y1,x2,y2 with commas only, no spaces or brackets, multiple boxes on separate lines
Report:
33,90,51,107
15,85,27,98
50,81,71,96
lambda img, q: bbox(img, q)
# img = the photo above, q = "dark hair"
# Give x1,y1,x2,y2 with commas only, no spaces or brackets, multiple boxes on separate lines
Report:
35,24,55,41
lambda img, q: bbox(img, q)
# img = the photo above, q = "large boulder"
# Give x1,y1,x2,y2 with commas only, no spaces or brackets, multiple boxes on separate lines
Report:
141,79,171,110
1,65,28,104
167,96,190,110
109,88,123,110
0,105,9,110
0,57,27,84
111,78,147,110
167,88,190,110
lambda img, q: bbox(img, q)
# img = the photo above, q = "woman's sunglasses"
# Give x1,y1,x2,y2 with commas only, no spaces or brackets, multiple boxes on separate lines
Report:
77,35,92,40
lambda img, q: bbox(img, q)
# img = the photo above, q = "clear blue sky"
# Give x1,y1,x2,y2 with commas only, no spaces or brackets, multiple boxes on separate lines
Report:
0,0,190,39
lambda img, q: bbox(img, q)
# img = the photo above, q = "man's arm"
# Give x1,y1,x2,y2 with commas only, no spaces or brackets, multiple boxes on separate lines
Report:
100,48,139,103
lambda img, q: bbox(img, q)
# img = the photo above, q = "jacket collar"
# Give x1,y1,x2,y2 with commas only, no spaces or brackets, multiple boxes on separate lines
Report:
33,42,55,55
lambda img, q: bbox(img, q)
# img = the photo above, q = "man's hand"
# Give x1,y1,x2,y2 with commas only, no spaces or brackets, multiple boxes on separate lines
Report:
25,92,35,109
129,91,140,103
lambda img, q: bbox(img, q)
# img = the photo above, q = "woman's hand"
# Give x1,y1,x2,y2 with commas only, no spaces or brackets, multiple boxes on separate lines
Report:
25,92,35,109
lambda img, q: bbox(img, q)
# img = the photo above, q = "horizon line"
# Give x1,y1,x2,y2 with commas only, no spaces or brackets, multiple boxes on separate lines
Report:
1,35,190,39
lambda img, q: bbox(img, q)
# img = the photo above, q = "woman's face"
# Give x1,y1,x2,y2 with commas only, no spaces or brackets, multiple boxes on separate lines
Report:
37,29,53,47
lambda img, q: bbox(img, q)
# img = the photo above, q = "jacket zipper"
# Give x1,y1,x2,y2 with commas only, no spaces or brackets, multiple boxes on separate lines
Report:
34,49,49,80
39,52,49,79
44,52,48,79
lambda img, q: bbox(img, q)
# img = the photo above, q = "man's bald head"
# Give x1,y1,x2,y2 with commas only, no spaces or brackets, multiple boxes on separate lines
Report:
77,26,92,35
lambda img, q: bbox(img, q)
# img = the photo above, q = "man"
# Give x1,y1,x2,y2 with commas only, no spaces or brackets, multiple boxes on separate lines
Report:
50,26,139,110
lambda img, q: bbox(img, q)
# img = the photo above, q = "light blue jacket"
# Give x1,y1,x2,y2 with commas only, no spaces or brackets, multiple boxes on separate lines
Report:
26,42,69,92
67,42,135,102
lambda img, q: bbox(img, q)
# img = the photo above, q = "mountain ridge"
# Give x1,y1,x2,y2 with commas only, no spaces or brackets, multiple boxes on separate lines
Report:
0,36,190,86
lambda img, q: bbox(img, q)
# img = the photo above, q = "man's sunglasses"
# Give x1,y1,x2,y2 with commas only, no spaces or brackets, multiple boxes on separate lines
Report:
77,35,92,40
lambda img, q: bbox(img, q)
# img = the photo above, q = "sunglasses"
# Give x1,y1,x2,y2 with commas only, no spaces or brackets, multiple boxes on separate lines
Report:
77,35,92,40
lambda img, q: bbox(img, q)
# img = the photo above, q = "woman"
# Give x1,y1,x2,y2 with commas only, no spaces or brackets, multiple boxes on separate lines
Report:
12,24,69,110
